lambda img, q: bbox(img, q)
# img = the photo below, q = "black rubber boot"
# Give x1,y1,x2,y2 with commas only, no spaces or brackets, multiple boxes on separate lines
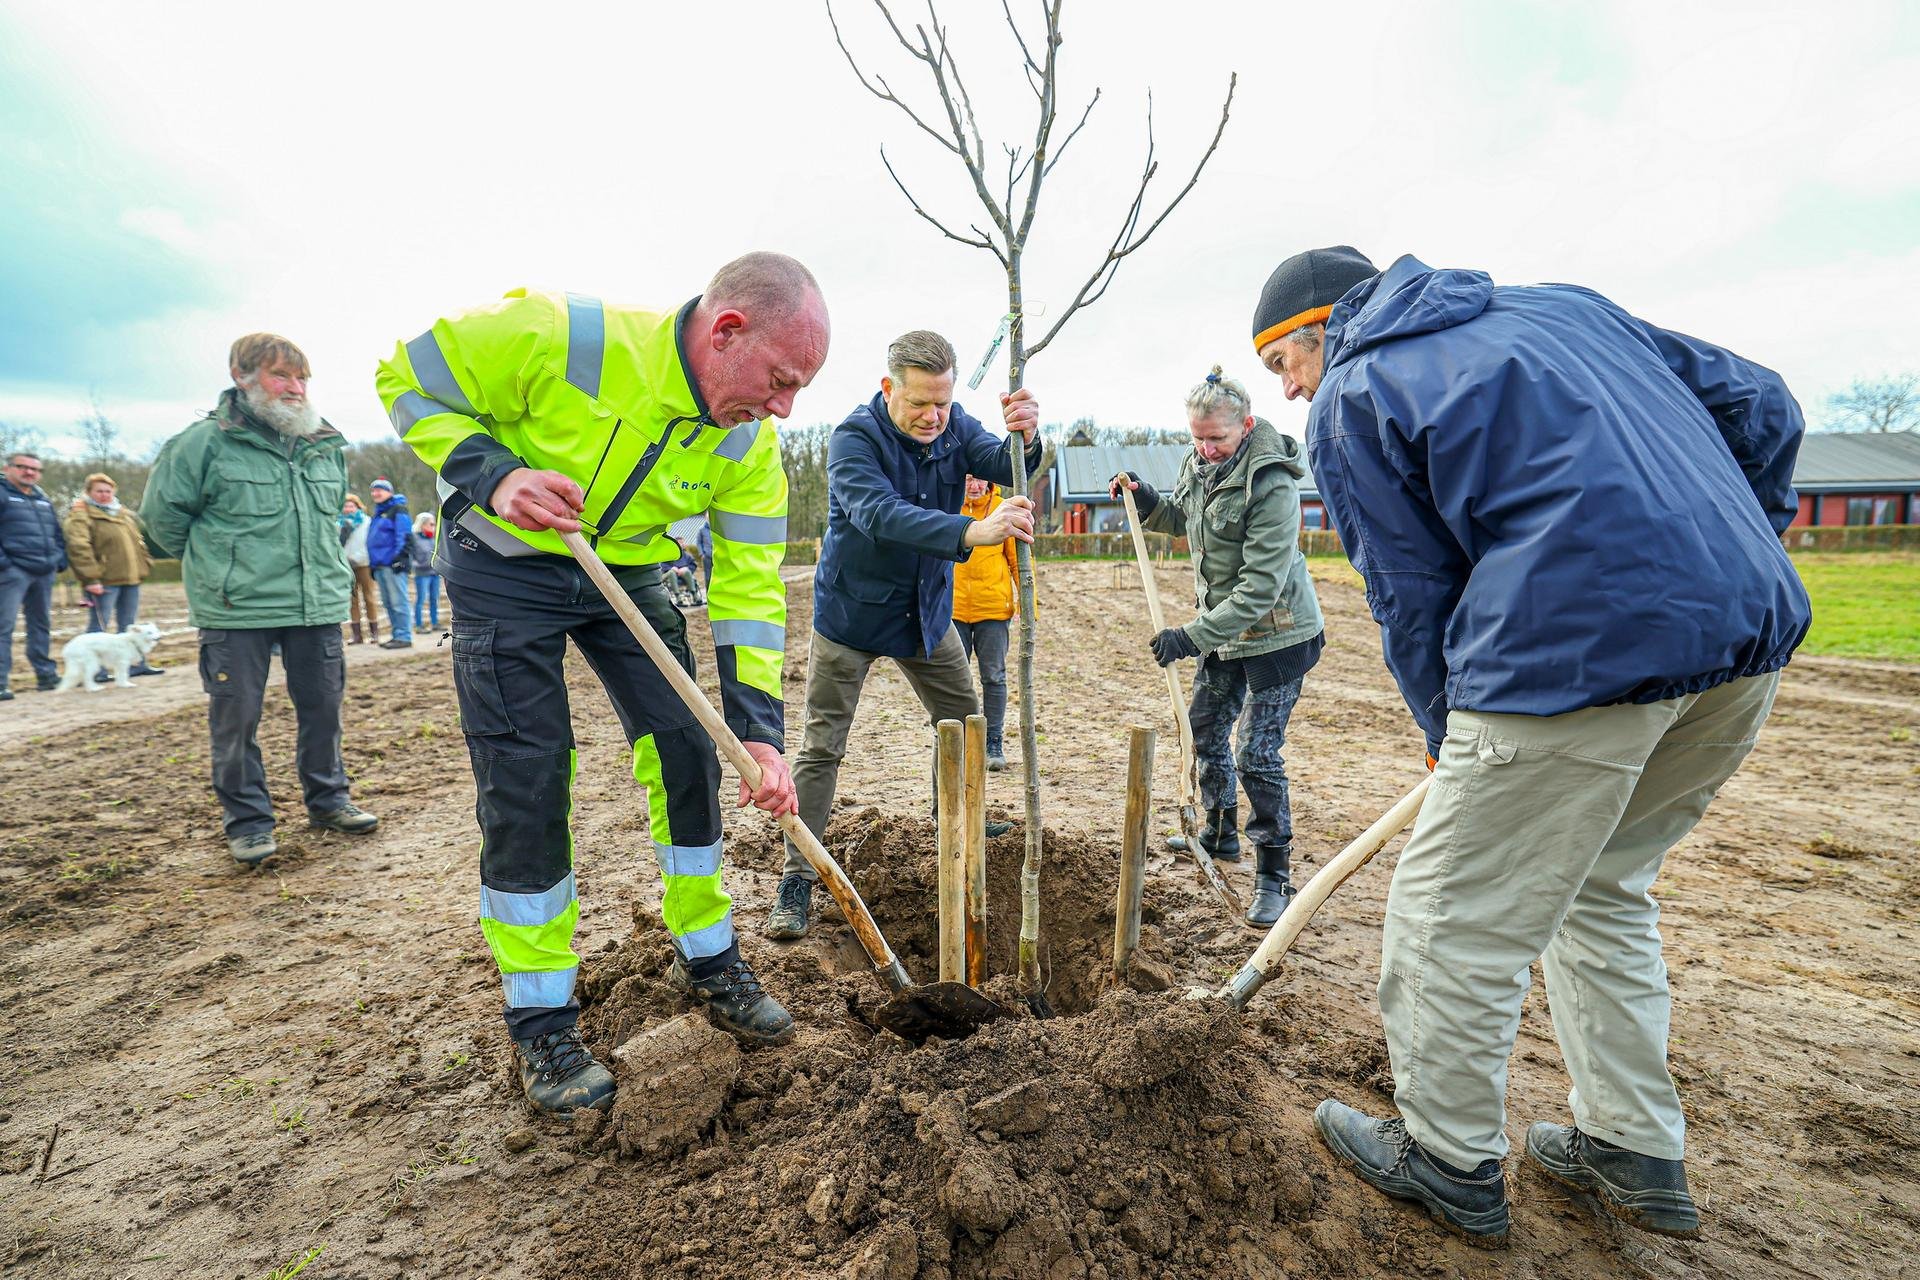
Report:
1525,1122,1700,1238
512,1025,615,1115
765,874,814,940
1203,806,1242,863
668,956,796,1046
1245,843,1295,926
1315,1100,1510,1247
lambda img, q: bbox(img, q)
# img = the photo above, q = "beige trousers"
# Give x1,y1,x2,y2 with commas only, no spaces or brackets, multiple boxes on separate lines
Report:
1380,672,1781,1169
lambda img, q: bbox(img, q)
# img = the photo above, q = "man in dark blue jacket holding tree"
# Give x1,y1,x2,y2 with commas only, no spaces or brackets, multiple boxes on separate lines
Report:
1252,247,1810,1247
765,329,1042,939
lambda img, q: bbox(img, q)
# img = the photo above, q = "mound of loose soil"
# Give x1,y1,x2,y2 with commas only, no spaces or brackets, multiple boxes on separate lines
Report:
545,810,1400,1279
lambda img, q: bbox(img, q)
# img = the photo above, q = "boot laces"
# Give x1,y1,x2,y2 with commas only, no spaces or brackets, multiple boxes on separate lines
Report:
776,878,810,914
529,1026,596,1082
711,959,766,1003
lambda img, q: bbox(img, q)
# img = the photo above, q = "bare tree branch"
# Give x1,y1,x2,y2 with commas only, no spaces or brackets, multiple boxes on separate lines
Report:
1011,0,1065,247
1027,73,1237,359
1043,87,1100,177
879,146,1006,263
826,0,960,155
998,0,1042,83
915,3,1014,234
934,7,987,170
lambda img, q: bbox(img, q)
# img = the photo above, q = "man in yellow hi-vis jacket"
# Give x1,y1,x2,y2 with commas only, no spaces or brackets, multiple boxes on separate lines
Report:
377,252,828,1114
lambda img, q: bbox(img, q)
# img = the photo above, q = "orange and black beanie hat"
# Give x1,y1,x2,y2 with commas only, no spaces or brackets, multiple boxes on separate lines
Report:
1251,246,1378,352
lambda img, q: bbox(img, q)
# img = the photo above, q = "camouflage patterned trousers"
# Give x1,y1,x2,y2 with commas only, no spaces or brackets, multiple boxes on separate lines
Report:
1188,656,1304,848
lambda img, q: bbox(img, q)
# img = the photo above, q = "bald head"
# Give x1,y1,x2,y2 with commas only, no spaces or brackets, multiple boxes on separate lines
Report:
686,251,831,426
705,251,824,324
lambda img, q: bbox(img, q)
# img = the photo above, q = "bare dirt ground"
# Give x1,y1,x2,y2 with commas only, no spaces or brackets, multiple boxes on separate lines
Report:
3,561,1916,1279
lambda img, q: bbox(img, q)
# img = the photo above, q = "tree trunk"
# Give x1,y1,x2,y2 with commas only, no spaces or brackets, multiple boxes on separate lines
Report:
1006,259,1045,1000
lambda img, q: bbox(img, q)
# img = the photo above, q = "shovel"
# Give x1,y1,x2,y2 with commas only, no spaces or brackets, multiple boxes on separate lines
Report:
1213,777,1431,1010
558,530,1003,1044
1117,483,1245,921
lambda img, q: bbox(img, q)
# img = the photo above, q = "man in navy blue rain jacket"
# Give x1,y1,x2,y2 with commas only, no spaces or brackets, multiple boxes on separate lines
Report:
1,451,69,697
764,330,1042,939
1250,247,1810,1246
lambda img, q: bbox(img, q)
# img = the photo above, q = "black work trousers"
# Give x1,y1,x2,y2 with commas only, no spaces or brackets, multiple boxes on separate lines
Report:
446,575,730,1041
199,625,352,836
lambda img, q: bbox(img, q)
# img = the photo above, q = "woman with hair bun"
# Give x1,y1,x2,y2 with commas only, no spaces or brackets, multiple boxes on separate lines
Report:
1109,366,1325,925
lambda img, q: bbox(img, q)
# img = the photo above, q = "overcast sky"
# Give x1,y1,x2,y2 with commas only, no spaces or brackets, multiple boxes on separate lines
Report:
2,0,1916,457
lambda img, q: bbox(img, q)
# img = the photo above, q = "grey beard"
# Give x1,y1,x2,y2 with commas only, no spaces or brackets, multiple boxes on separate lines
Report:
241,380,323,438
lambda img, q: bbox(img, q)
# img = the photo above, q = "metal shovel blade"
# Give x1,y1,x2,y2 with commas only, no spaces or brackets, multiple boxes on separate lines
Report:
875,981,1009,1043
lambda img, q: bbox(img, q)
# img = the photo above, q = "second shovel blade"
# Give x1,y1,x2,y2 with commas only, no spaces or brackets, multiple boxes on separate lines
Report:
875,982,1009,1044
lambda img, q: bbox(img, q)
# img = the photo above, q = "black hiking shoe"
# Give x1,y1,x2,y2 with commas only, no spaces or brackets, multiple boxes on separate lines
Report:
765,875,814,940
129,662,166,677
36,674,58,692
229,831,278,865
986,738,1007,772
1314,1100,1510,1248
309,803,380,834
1525,1122,1700,1238
512,1026,615,1115
1246,843,1295,926
668,956,796,1046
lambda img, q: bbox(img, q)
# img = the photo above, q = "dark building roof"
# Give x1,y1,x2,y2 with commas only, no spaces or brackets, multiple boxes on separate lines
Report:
1055,442,1323,503
1051,430,1920,504
1791,431,1920,492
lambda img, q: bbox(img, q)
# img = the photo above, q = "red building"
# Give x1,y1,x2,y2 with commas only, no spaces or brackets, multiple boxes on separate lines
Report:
1787,431,1920,527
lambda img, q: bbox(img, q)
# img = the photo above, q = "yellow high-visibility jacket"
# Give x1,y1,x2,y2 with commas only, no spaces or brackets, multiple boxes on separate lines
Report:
375,290,789,746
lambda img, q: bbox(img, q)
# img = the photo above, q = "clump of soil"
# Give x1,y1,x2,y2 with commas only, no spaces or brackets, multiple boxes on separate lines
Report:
553,811,1344,1279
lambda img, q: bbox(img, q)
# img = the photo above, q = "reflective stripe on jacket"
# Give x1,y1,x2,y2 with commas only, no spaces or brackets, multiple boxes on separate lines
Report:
952,490,1017,624
374,289,788,746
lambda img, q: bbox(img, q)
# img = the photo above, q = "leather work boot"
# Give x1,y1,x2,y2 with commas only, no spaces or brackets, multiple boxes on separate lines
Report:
1314,1100,1510,1247
349,622,364,644
668,956,797,1046
1525,1122,1700,1238
765,875,814,940
310,804,380,834
1169,806,1241,862
1246,843,1296,926
229,831,278,865
512,1026,615,1115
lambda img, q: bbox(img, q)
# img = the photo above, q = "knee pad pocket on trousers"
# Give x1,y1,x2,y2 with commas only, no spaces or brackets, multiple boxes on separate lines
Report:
644,724,724,845
476,750,574,888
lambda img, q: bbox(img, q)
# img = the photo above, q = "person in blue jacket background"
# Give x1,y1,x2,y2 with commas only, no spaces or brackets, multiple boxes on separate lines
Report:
765,329,1042,940
364,477,414,649
1251,246,1811,1247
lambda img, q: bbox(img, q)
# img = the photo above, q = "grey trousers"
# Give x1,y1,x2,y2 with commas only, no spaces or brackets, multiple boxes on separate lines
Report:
952,618,1010,749
199,625,353,837
1382,672,1780,1170
783,626,980,880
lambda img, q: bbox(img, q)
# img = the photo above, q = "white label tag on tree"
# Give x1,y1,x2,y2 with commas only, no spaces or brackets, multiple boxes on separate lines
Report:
966,314,1013,391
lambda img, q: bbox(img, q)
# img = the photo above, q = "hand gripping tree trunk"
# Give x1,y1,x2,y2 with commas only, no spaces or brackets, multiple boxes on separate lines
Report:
829,0,1235,1007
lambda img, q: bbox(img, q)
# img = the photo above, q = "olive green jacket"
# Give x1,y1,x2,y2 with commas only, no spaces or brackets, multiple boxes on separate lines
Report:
1142,417,1324,659
141,389,352,629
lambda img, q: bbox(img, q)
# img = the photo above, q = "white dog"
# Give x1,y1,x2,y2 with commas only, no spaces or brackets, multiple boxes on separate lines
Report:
57,622,164,692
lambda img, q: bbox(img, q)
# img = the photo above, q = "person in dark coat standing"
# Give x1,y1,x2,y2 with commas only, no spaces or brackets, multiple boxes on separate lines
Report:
1251,246,1810,1247
0,451,68,697
764,329,1042,939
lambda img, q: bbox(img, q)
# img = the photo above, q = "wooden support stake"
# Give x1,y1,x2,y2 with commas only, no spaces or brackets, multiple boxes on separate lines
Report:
936,718,967,985
964,713,989,987
1114,725,1156,985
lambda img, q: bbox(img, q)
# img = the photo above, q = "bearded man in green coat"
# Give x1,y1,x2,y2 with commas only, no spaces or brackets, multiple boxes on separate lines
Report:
143,333,381,865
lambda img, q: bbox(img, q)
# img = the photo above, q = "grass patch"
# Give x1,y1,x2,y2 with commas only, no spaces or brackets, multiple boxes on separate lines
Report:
1792,552,1920,662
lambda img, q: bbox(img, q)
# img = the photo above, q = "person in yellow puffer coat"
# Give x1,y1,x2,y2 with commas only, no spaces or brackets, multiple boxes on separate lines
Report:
951,476,1018,769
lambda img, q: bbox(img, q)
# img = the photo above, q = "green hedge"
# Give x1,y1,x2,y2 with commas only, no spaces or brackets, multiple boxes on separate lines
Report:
1782,524,1920,553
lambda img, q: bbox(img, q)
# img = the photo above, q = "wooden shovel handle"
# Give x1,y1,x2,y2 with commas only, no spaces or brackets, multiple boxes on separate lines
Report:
1119,485,1199,811
1218,776,1432,1007
558,530,909,992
